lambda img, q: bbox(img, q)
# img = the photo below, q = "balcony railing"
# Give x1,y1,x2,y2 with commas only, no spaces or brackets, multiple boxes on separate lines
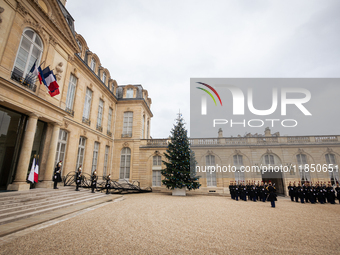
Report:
96,125,103,132
82,117,91,126
11,69,37,92
121,133,132,138
65,107,74,117
140,135,340,147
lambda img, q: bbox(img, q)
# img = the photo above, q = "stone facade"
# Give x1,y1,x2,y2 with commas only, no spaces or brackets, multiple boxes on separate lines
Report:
0,0,152,190
140,129,340,196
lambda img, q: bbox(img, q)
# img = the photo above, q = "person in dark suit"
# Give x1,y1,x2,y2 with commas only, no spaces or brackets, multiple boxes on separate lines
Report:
53,161,62,189
335,182,340,204
288,182,294,201
267,181,277,208
91,170,98,193
105,174,111,194
327,182,336,204
75,166,82,191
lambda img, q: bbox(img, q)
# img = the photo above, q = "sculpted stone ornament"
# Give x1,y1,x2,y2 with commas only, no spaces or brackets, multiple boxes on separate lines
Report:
16,1,28,16
55,62,64,81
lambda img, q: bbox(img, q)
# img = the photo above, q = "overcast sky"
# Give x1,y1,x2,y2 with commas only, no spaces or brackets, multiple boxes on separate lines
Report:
66,0,340,138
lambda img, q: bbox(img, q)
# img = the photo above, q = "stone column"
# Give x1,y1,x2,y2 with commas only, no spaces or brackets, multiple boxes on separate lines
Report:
36,122,60,188
7,114,38,191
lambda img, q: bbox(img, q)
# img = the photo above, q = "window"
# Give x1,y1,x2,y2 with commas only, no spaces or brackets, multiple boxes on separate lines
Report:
76,39,82,56
264,154,275,164
326,153,339,185
142,115,145,139
233,155,243,165
103,146,109,177
296,154,310,183
153,156,162,166
120,147,131,180
153,171,162,186
206,155,216,187
91,142,99,173
90,58,96,71
82,88,92,123
126,88,133,98
123,112,133,136
102,72,106,84
55,130,68,175
233,155,244,182
65,74,77,114
96,99,104,130
107,107,113,134
12,29,43,79
76,137,86,170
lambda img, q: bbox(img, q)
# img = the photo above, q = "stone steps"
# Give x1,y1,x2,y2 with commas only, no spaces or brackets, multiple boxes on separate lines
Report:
0,187,107,226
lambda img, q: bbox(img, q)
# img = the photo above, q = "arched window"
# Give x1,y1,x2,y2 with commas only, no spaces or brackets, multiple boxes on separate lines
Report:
90,58,96,71
126,88,133,98
120,147,131,180
206,155,216,187
264,154,275,165
296,154,310,184
152,155,162,186
12,29,43,79
325,153,339,185
233,155,244,182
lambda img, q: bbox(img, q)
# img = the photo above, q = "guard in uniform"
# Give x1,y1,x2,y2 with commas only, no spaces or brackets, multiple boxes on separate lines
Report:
75,166,82,191
327,182,336,204
267,181,277,208
335,182,340,204
53,161,62,189
295,182,300,203
105,174,111,194
288,182,294,201
300,183,305,204
91,170,98,193
310,182,316,204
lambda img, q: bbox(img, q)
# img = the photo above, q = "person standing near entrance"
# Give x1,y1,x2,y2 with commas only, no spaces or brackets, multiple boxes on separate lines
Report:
335,182,340,204
105,174,111,194
267,181,277,208
53,161,62,189
75,166,82,191
91,170,98,193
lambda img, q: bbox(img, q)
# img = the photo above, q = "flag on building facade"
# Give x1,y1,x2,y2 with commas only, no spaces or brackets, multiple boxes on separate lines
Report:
34,157,39,183
27,157,36,183
44,70,60,97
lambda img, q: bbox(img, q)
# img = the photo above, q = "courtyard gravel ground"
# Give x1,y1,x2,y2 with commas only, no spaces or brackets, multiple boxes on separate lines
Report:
1,192,340,255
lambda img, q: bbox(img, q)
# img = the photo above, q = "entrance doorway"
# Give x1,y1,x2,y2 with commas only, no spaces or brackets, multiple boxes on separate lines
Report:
0,106,27,190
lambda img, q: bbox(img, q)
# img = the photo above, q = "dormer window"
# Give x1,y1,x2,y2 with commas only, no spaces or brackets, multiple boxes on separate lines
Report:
126,88,133,98
76,39,82,56
90,58,96,71
102,72,106,83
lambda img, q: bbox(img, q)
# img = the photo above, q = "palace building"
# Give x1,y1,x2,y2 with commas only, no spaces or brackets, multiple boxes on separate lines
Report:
0,0,339,196
0,0,152,191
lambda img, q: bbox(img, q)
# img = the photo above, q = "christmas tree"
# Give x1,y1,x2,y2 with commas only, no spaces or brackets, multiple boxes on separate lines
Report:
161,113,201,191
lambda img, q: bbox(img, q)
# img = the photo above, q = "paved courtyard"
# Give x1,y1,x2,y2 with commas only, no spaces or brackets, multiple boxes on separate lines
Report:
1,193,340,255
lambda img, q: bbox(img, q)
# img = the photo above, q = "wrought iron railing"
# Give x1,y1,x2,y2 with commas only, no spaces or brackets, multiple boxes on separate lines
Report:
96,125,103,132
82,117,91,125
65,107,74,116
11,70,37,92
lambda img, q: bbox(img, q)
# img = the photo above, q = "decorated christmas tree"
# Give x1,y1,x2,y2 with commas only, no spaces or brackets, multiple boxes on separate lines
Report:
161,113,201,191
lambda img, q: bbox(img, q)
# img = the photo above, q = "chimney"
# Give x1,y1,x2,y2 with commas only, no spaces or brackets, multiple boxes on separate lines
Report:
218,128,223,138
264,127,271,137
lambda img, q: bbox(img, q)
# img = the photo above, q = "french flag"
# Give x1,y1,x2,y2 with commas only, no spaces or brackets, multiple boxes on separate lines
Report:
44,70,60,97
29,61,44,84
34,157,39,183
